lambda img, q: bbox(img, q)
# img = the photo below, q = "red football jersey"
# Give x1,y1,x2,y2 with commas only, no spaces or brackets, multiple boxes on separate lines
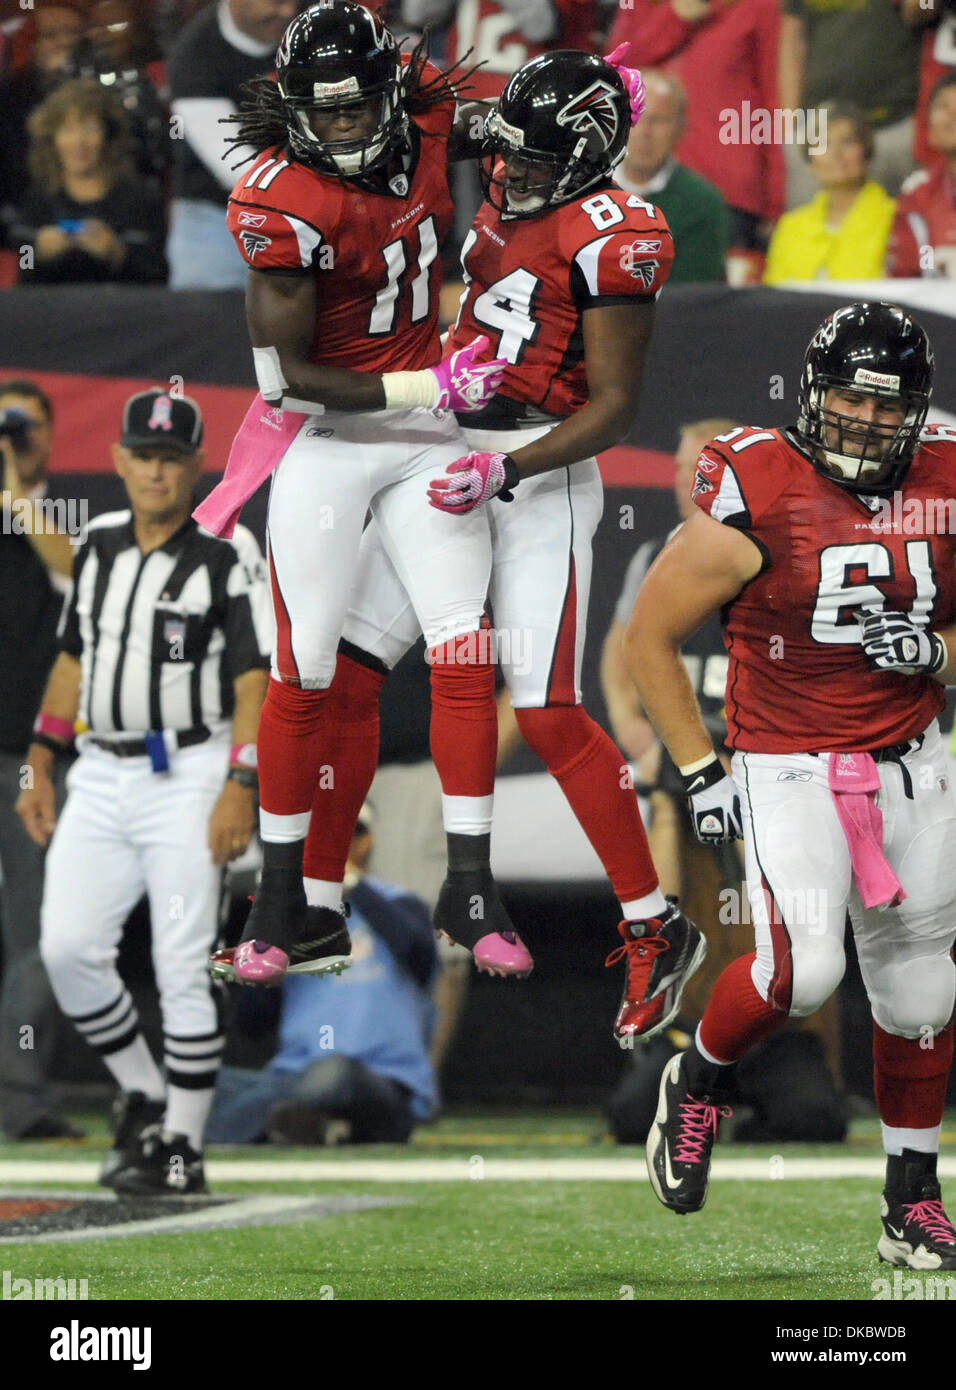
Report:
225,99,454,374
691,425,956,754
445,183,673,417
450,0,596,102
887,163,956,279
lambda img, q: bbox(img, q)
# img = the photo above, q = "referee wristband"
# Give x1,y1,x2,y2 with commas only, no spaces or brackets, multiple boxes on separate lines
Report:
34,712,74,744
31,732,66,757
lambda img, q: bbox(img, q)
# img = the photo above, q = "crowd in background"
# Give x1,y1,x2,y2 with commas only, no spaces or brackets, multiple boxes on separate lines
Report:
0,0,955,287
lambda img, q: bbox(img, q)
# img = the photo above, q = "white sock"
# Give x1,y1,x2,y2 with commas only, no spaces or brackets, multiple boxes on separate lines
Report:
621,889,669,928
164,1085,214,1152
303,877,344,910
102,1036,165,1101
441,794,494,837
881,1123,941,1157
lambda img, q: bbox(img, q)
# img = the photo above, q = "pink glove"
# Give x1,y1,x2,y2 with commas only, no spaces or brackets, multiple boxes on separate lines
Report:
428,335,507,413
603,43,646,126
427,451,519,514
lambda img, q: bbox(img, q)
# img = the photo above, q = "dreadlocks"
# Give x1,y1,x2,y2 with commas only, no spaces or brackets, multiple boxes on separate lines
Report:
223,30,482,169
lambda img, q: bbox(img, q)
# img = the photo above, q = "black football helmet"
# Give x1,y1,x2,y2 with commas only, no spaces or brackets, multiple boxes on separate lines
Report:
276,2,406,177
481,51,630,220
795,302,934,494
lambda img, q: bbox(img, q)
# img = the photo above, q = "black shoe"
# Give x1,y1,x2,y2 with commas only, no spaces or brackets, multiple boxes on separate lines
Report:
211,905,352,983
433,869,518,954
266,1102,347,1147
878,1175,956,1270
111,1127,208,1196
99,1091,166,1188
286,905,352,976
18,1116,86,1141
646,1053,732,1215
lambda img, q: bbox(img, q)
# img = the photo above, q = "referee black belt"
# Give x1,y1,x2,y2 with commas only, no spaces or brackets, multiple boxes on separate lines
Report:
88,727,210,758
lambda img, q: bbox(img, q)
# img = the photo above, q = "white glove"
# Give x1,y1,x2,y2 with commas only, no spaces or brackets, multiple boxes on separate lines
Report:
858,609,947,676
680,756,743,845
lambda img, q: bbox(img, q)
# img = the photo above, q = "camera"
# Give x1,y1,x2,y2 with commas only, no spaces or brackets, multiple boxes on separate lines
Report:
0,409,31,447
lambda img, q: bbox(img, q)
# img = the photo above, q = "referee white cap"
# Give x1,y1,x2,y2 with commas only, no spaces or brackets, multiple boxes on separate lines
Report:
121,388,204,455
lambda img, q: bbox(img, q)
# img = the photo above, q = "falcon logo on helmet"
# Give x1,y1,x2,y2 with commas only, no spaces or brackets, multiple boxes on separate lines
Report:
482,51,630,220
556,81,621,150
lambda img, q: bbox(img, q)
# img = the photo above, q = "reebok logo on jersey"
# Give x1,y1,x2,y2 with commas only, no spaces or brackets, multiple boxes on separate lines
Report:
556,80,621,150
239,230,272,259
628,239,662,254
238,212,268,228
696,456,720,474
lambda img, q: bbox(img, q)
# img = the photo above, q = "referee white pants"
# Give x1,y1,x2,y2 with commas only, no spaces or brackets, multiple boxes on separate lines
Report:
267,407,493,688
40,742,227,1051
733,721,956,1039
343,423,604,708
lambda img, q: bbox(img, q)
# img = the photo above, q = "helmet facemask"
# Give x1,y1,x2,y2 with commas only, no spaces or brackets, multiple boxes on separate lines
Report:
480,103,625,220
798,375,930,494
279,74,407,177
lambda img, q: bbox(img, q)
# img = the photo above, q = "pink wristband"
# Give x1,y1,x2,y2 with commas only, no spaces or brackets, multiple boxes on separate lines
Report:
230,742,257,770
33,713,75,743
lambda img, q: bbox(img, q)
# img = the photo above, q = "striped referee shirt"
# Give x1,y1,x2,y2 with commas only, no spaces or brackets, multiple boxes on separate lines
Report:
58,511,272,735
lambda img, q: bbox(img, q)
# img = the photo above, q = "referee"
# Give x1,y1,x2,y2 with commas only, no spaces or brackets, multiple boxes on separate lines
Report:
18,388,272,1195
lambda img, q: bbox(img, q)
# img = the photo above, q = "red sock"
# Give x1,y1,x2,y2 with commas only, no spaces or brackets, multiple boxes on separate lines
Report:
873,1021,954,1129
698,954,789,1062
428,629,496,799
257,677,332,817
515,705,657,901
302,654,385,883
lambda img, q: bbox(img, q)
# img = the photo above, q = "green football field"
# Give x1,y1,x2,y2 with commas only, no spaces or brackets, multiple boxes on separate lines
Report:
1,1109,954,1303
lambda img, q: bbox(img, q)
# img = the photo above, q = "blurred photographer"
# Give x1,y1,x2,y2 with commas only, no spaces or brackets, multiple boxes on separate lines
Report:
0,380,78,1140
207,807,439,1146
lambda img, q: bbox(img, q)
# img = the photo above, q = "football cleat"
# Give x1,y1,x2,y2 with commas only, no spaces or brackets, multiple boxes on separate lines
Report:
433,869,533,978
110,1127,208,1196
213,904,352,986
99,1090,165,1188
878,1179,956,1271
473,931,533,979
605,900,707,1040
646,1052,731,1215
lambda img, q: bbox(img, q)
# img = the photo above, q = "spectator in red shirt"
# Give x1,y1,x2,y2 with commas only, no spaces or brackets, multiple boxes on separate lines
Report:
900,0,956,171
888,71,956,277
608,0,784,250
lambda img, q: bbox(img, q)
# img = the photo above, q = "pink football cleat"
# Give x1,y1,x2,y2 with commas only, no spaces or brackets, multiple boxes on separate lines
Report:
473,931,534,979
233,939,290,985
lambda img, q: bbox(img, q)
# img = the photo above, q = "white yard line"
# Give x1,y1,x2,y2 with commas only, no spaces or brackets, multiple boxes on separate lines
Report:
1,1156,955,1183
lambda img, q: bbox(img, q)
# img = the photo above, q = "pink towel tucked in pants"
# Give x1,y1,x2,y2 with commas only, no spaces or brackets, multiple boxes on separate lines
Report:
193,393,305,539
827,751,906,910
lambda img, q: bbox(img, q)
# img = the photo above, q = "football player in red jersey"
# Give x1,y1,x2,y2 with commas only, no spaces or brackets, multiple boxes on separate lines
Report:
628,302,956,1269
200,2,520,988
304,49,709,1034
